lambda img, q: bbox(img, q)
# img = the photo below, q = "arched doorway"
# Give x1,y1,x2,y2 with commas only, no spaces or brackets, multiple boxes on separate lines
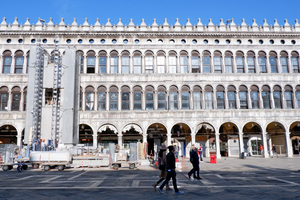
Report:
243,122,262,156
98,124,118,149
147,123,167,157
219,122,239,157
171,123,191,157
0,125,17,144
267,122,286,156
122,124,143,149
290,122,300,154
79,124,93,146
195,123,215,158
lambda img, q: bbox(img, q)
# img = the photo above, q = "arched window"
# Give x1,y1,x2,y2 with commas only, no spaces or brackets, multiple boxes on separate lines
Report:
23,87,27,111
203,51,211,73
98,86,106,110
239,85,248,109
225,51,233,73
121,86,130,110
273,85,282,109
227,85,236,109
169,86,178,110
11,87,21,111
158,86,167,110
191,51,200,73
296,85,300,108
284,85,293,109
121,51,130,74
133,86,142,110
109,86,118,110
85,86,94,110
76,50,84,74
15,51,24,74
291,51,299,73
280,51,289,73
3,51,12,74
216,85,225,109
79,87,82,110
169,51,177,73
180,51,188,73
26,51,30,74
262,85,271,109
0,86,9,111
133,51,142,73
145,86,154,110
236,51,244,73
205,85,213,109
214,51,222,73
157,51,165,73
87,51,95,73
193,86,202,109
258,51,267,73
145,51,154,73
251,85,259,109
269,51,278,73
99,51,107,74
247,51,256,73
110,51,118,74
181,86,190,110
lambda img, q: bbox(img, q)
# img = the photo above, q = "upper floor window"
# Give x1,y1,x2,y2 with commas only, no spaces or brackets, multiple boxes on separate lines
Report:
133,51,142,74
180,51,188,73
193,86,202,110
98,86,106,111
262,85,271,109
145,86,154,110
157,51,165,73
77,51,84,74
296,86,300,108
169,86,178,110
158,86,167,110
109,86,118,110
236,51,244,73
3,51,12,74
205,86,213,109
247,51,256,73
0,87,9,111
191,51,200,73
181,86,190,110
228,85,236,109
23,87,27,111
99,51,107,74
11,87,21,111
258,51,267,73
145,51,154,73
121,86,130,110
121,51,130,74
291,51,299,73
273,85,282,109
133,86,142,110
239,85,248,109
203,51,211,73
214,51,222,73
87,51,95,73
250,85,259,109
169,51,177,73
280,51,289,73
269,51,278,73
284,85,293,109
85,86,95,110
225,51,233,73
15,51,24,74
216,85,225,109
110,51,118,74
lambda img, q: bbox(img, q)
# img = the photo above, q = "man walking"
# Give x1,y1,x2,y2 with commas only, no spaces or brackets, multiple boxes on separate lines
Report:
272,144,279,158
188,144,201,180
157,145,184,194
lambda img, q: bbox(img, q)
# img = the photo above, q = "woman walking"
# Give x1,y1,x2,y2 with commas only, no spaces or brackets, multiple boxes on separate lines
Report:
152,143,171,191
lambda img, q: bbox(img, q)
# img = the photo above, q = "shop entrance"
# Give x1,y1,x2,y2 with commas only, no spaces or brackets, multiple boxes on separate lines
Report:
0,125,17,144
147,123,167,159
219,122,239,157
289,122,300,154
171,123,191,157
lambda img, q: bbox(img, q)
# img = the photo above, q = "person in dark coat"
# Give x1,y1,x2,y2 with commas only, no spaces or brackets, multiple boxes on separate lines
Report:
188,144,201,180
157,145,184,194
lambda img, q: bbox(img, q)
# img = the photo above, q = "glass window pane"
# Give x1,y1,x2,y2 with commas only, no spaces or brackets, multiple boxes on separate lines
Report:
16,57,24,65
236,57,243,65
157,56,165,65
100,57,106,65
4,57,12,65
247,57,254,65
203,57,210,65
192,57,199,65
269,57,276,65
228,92,235,100
225,57,232,65
87,57,95,66
122,57,129,65
133,57,141,65
258,57,265,65
214,57,221,65
280,57,287,65
180,57,188,65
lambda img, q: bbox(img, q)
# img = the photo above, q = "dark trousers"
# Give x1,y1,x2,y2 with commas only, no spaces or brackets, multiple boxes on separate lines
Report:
159,170,178,192
188,162,200,178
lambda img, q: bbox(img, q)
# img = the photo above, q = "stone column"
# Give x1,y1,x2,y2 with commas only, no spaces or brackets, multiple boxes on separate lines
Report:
282,89,286,109
255,55,259,73
118,135,123,147
244,56,248,73
118,90,121,111
259,91,264,109
215,131,221,159
270,90,275,109
178,90,181,110
10,55,15,74
83,54,87,74
247,90,252,109
239,132,244,157
23,54,28,74
129,89,133,110
93,134,97,148
191,132,195,145
153,55,157,73
95,54,99,74
205,136,210,157
261,130,269,158
142,91,145,110
286,132,293,157
141,55,144,73
106,92,109,111
107,55,110,74
293,90,298,109
82,91,86,111
266,54,270,73
232,55,236,73
7,89,12,111
165,55,169,73
17,134,21,147
236,91,240,109
288,56,293,74
94,91,98,111
0,55,3,74
118,55,122,74
130,55,133,73
167,129,172,146
190,90,193,110
224,90,228,109
188,54,192,73
213,89,217,109
20,90,24,111
268,135,272,157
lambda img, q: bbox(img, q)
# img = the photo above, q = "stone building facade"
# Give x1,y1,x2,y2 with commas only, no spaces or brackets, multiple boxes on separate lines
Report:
0,17,300,159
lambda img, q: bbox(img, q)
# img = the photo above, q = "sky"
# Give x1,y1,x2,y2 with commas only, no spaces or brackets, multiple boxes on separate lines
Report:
0,0,299,27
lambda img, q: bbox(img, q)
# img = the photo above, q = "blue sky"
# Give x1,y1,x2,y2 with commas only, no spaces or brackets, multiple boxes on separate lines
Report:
1,0,299,27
